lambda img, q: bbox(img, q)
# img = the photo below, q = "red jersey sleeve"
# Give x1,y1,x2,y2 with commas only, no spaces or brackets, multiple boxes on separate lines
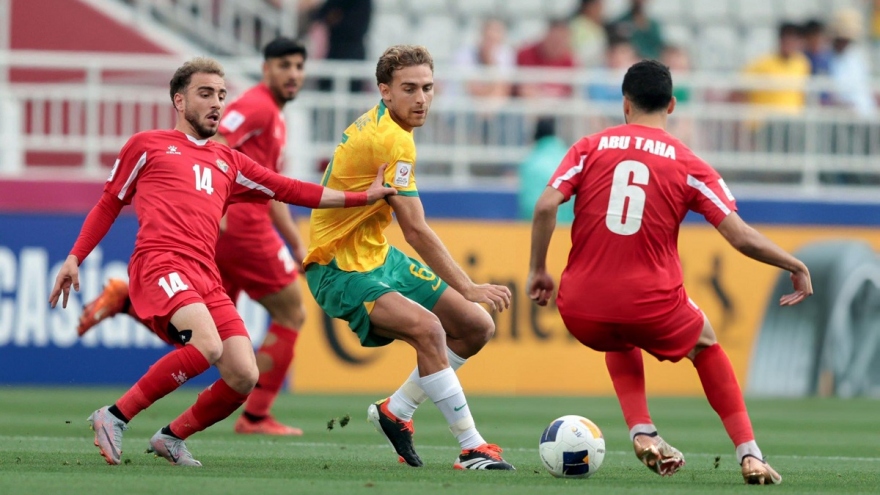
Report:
103,133,149,204
228,153,323,208
219,102,267,149
548,141,589,201
686,157,737,227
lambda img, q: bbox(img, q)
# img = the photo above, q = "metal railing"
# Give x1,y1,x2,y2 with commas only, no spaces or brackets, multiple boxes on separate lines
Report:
1,51,878,192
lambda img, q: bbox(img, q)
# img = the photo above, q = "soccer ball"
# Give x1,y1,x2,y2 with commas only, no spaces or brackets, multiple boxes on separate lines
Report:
539,415,606,478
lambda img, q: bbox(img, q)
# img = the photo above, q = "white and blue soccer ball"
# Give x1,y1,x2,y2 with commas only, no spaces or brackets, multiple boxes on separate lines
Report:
539,415,606,478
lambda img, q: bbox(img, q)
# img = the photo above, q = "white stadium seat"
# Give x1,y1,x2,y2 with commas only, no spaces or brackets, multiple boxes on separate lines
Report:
411,15,459,62
741,26,777,68
544,0,580,19
501,0,545,19
647,0,687,24
373,0,401,13
663,23,695,50
690,0,731,24
733,0,777,26
452,0,499,18
367,13,412,60
508,18,547,48
696,25,741,70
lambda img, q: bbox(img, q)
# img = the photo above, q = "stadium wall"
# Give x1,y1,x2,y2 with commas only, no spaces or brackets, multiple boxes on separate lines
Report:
2,188,880,395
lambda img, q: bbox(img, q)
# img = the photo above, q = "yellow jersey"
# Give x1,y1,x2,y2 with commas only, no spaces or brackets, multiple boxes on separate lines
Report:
743,53,811,112
304,101,419,272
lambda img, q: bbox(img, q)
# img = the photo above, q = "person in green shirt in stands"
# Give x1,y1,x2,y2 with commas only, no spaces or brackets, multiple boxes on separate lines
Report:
609,0,665,60
518,118,574,223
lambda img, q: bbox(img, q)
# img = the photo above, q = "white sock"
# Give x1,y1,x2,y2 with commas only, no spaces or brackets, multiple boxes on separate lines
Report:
736,441,763,464
419,367,484,450
629,423,658,441
388,347,467,421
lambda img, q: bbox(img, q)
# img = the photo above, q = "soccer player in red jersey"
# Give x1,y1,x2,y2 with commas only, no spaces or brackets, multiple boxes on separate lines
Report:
214,38,308,436
49,57,395,466
78,38,312,436
527,60,813,485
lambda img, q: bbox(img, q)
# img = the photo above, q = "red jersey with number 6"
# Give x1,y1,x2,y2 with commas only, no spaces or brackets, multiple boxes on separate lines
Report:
549,123,737,322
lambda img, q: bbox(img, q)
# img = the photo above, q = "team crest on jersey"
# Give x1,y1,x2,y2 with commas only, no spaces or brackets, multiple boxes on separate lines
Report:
166,145,180,155
215,159,229,173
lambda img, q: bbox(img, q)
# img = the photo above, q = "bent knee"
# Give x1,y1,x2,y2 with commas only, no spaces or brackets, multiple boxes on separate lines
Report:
226,365,259,394
192,338,224,364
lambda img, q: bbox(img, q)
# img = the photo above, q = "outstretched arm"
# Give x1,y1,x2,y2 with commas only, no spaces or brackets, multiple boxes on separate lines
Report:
49,192,125,308
527,187,565,306
716,212,813,306
389,194,511,312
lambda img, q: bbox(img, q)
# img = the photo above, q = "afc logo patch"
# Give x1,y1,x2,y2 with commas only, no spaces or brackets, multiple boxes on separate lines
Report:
394,161,412,187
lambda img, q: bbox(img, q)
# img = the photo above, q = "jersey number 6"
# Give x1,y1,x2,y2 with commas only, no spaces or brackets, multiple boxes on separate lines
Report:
605,160,649,236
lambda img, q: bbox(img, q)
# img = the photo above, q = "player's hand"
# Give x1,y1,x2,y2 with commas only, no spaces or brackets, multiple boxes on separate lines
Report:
366,163,398,204
49,255,81,309
779,265,813,306
527,269,555,306
464,283,511,313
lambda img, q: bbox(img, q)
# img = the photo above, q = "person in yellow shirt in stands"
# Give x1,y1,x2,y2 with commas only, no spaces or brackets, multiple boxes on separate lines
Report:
742,22,811,111
739,22,811,153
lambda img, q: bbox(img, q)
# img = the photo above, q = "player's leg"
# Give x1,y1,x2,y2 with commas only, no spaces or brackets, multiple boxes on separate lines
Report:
90,302,220,465
77,278,137,336
235,280,304,435
687,316,781,485
150,329,257,467
385,289,493,423
369,293,514,470
564,312,685,476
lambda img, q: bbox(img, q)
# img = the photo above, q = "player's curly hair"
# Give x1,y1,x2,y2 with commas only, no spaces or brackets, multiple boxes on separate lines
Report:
375,45,433,86
169,57,225,104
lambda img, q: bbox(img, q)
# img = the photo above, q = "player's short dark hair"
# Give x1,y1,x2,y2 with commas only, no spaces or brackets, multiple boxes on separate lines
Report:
169,57,225,104
263,37,307,61
376,45,433,86
778,21,803,39
621,60,673,113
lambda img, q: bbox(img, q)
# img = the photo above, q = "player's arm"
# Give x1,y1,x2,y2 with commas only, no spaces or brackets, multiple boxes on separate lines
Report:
527,187,565,306
716,213,813,306
49,192,125,309
269,200,306,265
388,194,511,312
233,158,396,208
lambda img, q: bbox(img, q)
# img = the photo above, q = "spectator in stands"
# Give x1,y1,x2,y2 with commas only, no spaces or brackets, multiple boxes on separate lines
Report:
454,18,519,146
828,9,876,119
518,117,574,223
586,37,639,103
516,19,577,98
309,0,372,92
608,0,665,60
455,18,515,99
661,45,694,144
741,22,810,112
570,0,607,68
802,19,833,77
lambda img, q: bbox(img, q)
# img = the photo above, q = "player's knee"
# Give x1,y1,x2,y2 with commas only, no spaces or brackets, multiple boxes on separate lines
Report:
269,303,306,329
226,364,259,394
411,314,446,352
461,306,496,347
192,336,224,364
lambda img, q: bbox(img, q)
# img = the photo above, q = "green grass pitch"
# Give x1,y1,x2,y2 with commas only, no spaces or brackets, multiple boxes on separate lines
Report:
0,388,877,494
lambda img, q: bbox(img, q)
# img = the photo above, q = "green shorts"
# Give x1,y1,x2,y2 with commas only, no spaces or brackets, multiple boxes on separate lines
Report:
304,246,449,347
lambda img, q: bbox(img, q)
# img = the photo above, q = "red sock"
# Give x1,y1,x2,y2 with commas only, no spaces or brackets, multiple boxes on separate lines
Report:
115,345,210,421
244,323,299,418
606,348,652,429
169,379,248,439
693,344,754,446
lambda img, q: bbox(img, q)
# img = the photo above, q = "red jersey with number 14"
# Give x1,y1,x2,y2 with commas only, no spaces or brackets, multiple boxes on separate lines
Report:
104,129,317,272
549,124,737,322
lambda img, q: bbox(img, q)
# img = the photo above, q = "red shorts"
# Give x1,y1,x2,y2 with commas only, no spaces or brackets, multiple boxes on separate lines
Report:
128,251,248,346
215,230,298,302
560,298,705,362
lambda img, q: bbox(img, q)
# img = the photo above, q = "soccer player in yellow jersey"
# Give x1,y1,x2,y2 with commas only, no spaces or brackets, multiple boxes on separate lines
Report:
304,45,515,470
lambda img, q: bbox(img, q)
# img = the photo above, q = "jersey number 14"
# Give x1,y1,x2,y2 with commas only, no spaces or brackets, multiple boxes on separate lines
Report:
606,160,649,235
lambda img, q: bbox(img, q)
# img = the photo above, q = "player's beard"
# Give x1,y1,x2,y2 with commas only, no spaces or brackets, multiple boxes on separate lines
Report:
185,107,217,139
